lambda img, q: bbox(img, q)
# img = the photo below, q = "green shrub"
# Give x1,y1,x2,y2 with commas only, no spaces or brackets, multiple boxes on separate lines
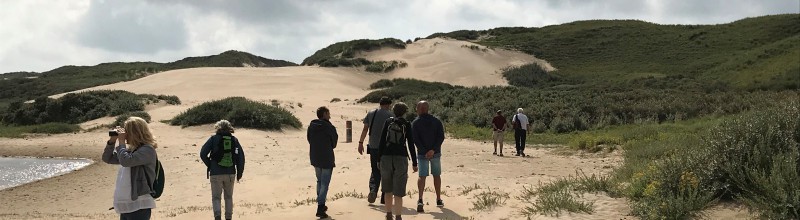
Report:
2,90,178,125
115,111,152,126
369,79,395,89
501,63,566,88
170,97,302,131
707,103,799,219
360,78,463,103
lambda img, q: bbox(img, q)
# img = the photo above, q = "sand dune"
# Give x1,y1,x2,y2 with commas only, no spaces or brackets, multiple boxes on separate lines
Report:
0,38,743,219
358,38,554,87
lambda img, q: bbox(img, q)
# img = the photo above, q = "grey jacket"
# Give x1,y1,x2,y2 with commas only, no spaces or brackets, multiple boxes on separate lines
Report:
102,142,158,201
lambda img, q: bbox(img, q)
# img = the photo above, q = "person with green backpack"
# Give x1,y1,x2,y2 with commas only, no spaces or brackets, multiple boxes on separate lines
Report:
200,120,246,220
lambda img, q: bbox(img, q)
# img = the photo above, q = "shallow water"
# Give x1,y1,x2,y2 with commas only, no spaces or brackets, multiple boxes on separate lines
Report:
0,157,93,190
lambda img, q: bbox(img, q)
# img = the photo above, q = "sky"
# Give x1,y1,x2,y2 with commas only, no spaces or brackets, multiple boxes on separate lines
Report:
0,0,798,73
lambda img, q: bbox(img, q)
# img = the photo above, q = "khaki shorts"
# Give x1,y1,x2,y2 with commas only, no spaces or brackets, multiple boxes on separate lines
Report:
380,155,409,197
493,130,505,142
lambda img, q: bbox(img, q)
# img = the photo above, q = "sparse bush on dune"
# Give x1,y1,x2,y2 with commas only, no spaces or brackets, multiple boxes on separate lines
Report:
1,90,179,126
170,97,301,131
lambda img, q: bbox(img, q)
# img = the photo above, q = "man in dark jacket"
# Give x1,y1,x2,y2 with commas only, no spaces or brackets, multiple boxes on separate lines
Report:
411,101,445,213
308,106,338,218
200,120,245,220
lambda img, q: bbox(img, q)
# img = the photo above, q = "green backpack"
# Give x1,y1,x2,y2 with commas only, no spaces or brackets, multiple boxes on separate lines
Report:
211,135,236,167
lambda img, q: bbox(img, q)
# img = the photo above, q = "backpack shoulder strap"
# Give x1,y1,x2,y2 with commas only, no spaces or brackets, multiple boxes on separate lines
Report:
368,109,379,136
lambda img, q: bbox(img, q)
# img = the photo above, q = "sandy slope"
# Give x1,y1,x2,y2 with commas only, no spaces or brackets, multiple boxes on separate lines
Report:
360,38,555,87
0,39,745,219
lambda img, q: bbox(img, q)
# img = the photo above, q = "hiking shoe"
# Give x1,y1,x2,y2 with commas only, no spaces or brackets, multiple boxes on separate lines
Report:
368,192,378,203
437,199,444,207
316,205,329,218
417,200,424,212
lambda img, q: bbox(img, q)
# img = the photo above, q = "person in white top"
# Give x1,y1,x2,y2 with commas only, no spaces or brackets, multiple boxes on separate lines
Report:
511,108,530,157
102,117,158,220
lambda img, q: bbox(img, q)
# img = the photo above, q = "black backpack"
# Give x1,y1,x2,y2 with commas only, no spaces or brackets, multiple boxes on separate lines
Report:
210,135,237,168
513,115,522,129
148,160,165,199
385,117,407,149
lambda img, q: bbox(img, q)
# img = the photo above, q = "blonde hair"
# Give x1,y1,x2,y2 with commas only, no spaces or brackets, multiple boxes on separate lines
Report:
214,120,235,133
123,117,158,151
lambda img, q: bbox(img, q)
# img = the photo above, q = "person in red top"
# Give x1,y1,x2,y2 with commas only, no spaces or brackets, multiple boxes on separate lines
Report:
491,110,507,156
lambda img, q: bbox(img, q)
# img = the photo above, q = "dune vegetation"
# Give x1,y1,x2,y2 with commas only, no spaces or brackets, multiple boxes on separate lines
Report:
169,97,301,131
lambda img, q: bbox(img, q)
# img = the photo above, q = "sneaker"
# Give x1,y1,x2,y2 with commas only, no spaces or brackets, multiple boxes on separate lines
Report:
499,153,504,156
492,152,497,155
417,200,424,212
521,153,527,157
436,199,444,207
368,192,377,203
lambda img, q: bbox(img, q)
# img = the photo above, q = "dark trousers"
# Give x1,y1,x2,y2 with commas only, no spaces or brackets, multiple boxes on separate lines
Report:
368,148,384,198
120,208,151,220
514,129,527,153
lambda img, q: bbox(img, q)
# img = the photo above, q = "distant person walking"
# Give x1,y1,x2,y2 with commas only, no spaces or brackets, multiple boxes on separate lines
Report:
200,120,246,220
412,101,446,213
308,106,338,218
375,102,418,220
102,117,158,220
512,108,530,157
491,110,507,156
357,96,395,204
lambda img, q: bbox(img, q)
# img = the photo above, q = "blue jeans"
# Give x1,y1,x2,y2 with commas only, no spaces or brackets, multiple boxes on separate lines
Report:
314,167,333,206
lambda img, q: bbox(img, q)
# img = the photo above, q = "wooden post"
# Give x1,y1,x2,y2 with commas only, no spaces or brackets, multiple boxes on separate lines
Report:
346,121,352,143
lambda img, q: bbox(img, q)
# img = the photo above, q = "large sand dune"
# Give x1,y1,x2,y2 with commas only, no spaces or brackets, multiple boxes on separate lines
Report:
0,38,750,219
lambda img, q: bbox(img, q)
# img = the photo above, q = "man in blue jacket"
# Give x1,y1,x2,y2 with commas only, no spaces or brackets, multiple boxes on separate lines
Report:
308,106,338,218
200,120,245,220
411,101,445,213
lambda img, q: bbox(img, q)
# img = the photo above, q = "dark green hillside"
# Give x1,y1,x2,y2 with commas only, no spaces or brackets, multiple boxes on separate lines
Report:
429,14,800,90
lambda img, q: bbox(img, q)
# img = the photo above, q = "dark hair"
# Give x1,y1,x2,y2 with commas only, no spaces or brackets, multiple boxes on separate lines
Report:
392,102,408,117
379,96,392,105
316,106,330,119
